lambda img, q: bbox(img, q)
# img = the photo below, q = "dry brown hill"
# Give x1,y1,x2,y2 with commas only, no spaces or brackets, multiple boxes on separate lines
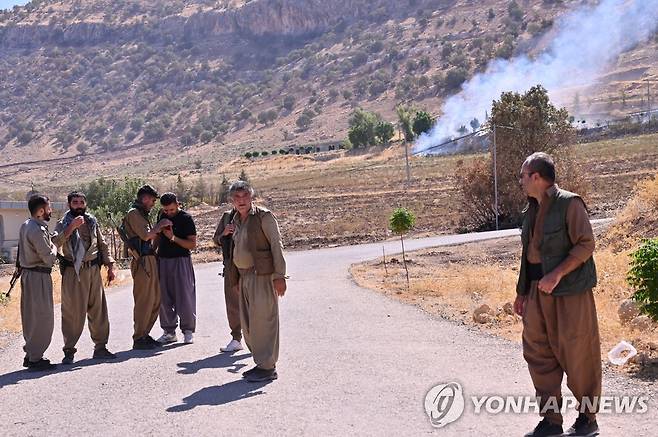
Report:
0,0,657,195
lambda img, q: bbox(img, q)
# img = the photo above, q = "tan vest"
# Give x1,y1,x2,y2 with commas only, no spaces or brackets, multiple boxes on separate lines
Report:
225,207,275,287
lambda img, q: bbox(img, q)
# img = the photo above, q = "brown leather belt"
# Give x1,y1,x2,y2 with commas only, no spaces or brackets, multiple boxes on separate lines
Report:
238,267,256,275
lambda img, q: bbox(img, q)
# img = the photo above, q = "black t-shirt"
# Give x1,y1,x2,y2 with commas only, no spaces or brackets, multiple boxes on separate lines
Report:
157,210,196,258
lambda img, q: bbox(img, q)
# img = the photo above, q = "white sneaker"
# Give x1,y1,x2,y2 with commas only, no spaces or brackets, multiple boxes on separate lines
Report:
220,339,243,352
157,332,177,344
183,330,194,344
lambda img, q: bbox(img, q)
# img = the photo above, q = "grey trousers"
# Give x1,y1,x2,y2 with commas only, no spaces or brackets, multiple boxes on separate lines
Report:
20,270,54,362
159,256,196,333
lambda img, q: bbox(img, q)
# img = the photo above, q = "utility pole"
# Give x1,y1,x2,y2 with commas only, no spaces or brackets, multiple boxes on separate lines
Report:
404,141,411,184
492,124,499,231
645,79,653,124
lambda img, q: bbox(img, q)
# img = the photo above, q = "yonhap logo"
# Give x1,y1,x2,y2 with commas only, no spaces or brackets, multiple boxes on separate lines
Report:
424,382,465,428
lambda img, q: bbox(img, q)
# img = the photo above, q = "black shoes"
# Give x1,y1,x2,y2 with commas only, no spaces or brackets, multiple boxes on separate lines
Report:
93,347,117,360
23,354,29,368
62,350,75,365
524,417,564,437
133,335,162,350
26,358,57,372
244,366,278,382
564,413,599,436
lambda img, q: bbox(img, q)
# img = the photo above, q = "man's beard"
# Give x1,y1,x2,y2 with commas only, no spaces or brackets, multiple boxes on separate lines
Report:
43,212,52,222
71,208,86,217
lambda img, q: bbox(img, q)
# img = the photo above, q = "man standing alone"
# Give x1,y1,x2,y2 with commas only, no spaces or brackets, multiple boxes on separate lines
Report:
18,194,58,371
515,152,601,437
226,181,287,382
155,193,197,345
53,191,117,364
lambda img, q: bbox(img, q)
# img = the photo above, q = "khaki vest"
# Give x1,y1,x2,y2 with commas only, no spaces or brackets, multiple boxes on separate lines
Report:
516,188,597,296
225,206,276,287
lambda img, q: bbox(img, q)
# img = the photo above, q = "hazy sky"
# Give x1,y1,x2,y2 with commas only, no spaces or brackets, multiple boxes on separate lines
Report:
0,0,29,11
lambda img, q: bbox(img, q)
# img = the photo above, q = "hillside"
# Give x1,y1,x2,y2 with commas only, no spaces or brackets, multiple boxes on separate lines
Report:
0,0,657,195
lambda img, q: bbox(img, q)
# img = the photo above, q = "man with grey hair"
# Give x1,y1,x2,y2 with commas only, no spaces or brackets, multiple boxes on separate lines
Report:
515,152,601,437
220,180,287,382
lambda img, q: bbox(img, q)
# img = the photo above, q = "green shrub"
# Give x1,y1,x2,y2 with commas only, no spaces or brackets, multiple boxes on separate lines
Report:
627,238,658,321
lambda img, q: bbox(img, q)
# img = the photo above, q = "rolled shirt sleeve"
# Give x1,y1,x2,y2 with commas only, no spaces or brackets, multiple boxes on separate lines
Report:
51,220,67,248
261,213,287,280
566,197,595,264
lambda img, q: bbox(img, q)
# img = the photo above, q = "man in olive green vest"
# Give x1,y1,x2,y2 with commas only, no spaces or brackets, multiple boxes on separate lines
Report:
226,180,287,382
122,184,171,350
514,152,601,437
213,208,244,353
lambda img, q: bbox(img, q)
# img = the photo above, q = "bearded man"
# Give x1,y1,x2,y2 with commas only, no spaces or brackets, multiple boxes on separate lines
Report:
53,191,117,364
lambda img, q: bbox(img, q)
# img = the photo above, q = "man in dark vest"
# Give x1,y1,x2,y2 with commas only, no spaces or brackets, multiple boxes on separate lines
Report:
226,180,287,382
514,152,601,437
213,207,244,353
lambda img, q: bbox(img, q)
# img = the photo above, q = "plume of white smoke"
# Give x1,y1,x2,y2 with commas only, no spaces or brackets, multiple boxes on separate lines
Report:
415,0,658,154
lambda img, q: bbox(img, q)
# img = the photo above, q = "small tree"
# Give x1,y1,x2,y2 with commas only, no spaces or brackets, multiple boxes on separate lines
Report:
412,111,435,137
218,174,230,204
389,207,416,288
239,169,250,183
627,238,658,321
396,105,415,142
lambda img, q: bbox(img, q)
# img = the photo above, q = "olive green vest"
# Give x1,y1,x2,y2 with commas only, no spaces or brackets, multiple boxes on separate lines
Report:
224,206,276,287
516,188,597,296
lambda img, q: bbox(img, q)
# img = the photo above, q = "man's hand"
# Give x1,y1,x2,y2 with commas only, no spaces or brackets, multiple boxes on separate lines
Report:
162,227,174,240
107,265,116,285
273,278,287,297
65,216,85,236
514,294,527,317
538,270,562,295
155,218,173,232
223,224,236,236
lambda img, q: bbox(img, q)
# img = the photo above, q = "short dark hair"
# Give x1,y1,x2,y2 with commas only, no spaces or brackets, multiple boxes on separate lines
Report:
160,192,178,206
137,184,159,199
67,191,87,203
28,194,50,215
524,152,556,183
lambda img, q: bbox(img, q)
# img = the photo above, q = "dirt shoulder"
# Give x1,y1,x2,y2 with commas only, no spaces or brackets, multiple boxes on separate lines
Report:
350,234,658,380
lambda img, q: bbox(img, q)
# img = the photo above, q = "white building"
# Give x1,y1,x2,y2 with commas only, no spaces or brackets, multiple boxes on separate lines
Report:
0,200,67,262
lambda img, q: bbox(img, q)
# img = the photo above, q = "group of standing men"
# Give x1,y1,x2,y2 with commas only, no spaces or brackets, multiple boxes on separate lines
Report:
16,150,604,431
17,180,286,383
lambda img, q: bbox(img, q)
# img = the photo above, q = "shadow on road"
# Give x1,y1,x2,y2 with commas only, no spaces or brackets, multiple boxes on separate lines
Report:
167,379,272,412
177,351,252,375
0,344,179,389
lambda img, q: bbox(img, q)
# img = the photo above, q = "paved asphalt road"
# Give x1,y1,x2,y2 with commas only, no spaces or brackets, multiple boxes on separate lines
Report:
0,228,655,436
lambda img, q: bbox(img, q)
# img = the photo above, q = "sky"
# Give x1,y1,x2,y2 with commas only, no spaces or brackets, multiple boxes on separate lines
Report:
0,0,30,11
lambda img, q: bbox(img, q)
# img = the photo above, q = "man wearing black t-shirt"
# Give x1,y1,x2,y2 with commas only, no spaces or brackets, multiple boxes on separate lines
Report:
155,193,198,344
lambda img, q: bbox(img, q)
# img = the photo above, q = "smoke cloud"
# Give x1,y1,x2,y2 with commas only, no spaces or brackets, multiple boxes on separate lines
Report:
415,0,658,153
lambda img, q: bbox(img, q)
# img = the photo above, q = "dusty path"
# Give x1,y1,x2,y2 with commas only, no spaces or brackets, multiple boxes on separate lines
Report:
0,229,655,436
